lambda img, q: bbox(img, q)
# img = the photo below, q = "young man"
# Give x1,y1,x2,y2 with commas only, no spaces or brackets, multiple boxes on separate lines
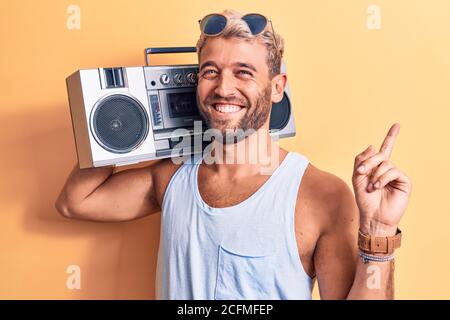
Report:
55,9,412,299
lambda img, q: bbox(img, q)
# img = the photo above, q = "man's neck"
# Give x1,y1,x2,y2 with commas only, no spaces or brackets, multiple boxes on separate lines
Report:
203,128,285,179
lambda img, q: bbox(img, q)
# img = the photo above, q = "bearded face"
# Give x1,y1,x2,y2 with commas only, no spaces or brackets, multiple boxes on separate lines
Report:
196,37,277,144
197,81,272,143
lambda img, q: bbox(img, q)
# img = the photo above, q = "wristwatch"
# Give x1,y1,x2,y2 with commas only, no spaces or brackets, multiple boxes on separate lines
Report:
358,228,402,254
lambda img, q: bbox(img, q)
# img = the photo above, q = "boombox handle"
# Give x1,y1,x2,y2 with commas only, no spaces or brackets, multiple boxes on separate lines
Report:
144,47,197,66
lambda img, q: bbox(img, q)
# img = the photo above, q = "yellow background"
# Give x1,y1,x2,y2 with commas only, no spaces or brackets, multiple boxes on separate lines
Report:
0,0,449,299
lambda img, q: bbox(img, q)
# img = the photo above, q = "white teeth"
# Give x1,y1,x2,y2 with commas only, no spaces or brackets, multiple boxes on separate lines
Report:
213,104,243,113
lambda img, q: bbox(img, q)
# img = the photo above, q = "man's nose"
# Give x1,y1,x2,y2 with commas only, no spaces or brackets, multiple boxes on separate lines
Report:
214,72,238,98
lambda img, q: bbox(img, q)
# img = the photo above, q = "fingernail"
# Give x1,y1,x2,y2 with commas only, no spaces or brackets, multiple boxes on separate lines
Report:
374,181,380,188
357,165,365,173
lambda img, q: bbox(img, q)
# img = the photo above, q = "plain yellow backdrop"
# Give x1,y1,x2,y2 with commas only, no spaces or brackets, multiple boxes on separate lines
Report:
0,0,449,299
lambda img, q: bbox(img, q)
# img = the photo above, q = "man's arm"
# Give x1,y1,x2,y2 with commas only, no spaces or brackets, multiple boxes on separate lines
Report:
314,181,396,299
55,160,169,222
316,123,411,299
313,178,359,299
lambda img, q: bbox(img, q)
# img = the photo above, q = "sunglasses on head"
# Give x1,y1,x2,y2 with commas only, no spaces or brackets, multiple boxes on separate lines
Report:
198,13,279,51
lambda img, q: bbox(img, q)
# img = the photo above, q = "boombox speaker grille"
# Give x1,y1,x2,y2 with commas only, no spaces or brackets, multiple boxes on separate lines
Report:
270,92,291,131
91,94,148,153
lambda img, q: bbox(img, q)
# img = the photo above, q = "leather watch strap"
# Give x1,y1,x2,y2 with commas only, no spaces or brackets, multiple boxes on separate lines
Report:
358,228,402,254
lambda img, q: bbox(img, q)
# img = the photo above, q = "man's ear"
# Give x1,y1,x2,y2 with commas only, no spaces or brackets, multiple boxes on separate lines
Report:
271,73,287,103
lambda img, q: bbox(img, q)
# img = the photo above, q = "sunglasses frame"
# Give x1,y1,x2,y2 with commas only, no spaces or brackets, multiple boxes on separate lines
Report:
198,13,279,51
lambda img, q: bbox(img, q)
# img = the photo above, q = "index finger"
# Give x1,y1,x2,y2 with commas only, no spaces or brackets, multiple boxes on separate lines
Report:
379,123,400,158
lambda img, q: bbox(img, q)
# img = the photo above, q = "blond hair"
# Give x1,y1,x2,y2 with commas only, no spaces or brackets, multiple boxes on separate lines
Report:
196,9,285,79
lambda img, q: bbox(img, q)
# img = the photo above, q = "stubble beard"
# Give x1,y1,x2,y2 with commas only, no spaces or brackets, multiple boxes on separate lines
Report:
197,84,272,144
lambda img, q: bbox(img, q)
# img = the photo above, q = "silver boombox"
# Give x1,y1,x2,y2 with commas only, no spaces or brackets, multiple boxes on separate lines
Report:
66,47,296,168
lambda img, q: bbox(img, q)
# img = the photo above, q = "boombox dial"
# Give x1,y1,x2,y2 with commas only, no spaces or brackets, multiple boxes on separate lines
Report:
174,73,183,85
160,74,170,85
186,72,197,84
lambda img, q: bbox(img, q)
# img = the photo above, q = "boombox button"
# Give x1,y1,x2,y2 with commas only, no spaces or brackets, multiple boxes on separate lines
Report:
154,139,170,151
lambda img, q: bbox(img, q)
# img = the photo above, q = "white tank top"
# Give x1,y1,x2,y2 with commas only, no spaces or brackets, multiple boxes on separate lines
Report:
155,151,314,299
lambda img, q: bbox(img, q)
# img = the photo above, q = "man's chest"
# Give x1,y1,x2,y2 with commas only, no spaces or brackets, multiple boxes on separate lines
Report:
198,174,320,278
198,174,272,208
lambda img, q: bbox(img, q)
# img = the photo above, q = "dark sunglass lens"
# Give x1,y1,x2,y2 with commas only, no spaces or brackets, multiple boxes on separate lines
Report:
203,15,227,35
242,14,267,35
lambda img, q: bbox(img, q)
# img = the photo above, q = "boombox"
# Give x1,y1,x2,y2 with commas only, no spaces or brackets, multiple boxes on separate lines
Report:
66,47,296,168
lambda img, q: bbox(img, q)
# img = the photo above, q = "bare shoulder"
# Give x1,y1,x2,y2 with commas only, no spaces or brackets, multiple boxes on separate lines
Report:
297,161,356,232
293,160,357,278
299,162,359,298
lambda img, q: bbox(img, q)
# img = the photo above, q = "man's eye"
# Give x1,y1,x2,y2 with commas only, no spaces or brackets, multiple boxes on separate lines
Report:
238,70,253,76
203,70,217,76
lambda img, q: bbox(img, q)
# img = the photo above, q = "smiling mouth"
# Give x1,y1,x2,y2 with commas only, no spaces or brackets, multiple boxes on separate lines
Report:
212,103,245,113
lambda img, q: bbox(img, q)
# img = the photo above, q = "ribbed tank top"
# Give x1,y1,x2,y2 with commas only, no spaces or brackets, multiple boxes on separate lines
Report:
155,151,313,299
